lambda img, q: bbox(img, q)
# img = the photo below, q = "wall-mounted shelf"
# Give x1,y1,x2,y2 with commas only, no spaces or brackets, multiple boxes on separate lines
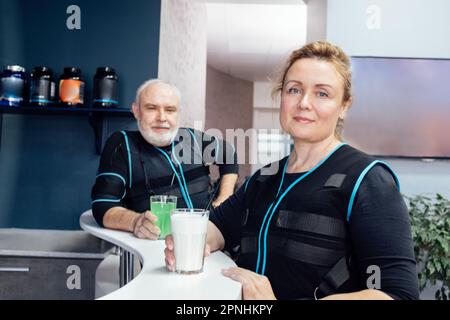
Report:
0,105,134,155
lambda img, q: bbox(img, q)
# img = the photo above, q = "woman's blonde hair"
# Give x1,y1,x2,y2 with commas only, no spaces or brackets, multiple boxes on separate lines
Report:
273,41,352,140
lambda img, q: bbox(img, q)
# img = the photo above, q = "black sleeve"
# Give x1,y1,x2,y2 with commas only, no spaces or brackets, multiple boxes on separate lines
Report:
199,130,239,176
91,131,129,227
349,164,420,300
209,183,248,251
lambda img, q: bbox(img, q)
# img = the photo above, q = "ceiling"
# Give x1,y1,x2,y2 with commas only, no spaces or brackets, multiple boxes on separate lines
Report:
206,0,307,82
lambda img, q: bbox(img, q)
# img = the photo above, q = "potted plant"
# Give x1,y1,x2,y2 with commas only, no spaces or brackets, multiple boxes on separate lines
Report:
406,194,450,300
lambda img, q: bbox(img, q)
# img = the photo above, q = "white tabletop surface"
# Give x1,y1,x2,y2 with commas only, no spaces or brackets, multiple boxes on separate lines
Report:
80,210,242,300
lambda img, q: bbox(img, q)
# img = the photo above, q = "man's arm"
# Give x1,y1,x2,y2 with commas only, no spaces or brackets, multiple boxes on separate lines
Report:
103,206,161,240
102,207,140,232
209,132,239,207
212,173,238,207
91,132,160,239
91,132,130,227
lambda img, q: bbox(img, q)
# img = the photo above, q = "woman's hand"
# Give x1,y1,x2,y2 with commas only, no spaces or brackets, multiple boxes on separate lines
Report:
132,211,160,240
222,267,277,300
164,235,211,272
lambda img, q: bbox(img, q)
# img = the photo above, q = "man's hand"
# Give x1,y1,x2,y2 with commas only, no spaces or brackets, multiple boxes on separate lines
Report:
164,234,211,272
211,195,228,208
222,267,277,300
133,211,160,240
212,173,238,208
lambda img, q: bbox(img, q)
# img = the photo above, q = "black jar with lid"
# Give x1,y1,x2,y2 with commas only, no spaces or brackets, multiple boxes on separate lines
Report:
93,67,118,108
0,65,27,107
30,67,56,106
59,67,85,107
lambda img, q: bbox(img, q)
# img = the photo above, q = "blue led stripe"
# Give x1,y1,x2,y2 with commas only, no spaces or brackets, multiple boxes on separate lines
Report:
256,143,346,275
30,99,52,103
96,172,126,185
275,159,290,197
187,128,203,166
120,131,132,188
92,198,121,204
187,128,202,154
171,142,194,208
255,157,289,274
255,202,274,274
155,144,193,209
93,99,119,104
244,169,261,194
346,160,400,222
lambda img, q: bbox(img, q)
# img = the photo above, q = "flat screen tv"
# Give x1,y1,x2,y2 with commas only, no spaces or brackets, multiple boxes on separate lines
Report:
344,57,450,158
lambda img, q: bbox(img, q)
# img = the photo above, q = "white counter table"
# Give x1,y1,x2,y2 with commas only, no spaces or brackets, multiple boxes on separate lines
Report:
80,210,242,300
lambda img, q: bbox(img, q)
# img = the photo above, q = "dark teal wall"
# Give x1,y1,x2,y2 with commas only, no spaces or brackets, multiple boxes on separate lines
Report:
0,0,161,229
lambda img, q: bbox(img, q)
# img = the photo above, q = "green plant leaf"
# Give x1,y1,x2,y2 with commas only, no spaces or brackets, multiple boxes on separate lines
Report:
406,193,450,300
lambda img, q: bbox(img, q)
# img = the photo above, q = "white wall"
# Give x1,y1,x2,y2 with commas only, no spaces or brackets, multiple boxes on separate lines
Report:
305,0,327,42
158,0,207,128
253,85,450,199
325,0,450,201
384,159,450,199
253,81,280,109
252,82,291,172
327,0,450,58
205,66,254,184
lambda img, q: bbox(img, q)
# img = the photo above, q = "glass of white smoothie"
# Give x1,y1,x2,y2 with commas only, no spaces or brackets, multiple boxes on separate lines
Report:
170,209,209,274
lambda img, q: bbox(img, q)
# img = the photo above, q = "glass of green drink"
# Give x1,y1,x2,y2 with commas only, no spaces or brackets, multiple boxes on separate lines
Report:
150,195,177,239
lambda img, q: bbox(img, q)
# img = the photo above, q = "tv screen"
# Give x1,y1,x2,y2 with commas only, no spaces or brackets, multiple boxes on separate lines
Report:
344,57,450,158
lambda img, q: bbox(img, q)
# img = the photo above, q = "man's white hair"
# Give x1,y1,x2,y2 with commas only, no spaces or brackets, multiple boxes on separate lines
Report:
135,79,182,106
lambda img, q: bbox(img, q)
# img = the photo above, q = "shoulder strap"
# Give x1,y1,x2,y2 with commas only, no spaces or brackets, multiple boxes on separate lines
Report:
315,159,401,298
120,130,133,188
346,160,400,222
315,256,351,299
186,128,202,154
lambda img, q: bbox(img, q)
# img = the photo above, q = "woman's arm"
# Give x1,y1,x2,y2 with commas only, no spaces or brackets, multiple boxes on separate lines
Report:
344,165,420,300
207,221,225,252
165,182,248,271
208,181,250,252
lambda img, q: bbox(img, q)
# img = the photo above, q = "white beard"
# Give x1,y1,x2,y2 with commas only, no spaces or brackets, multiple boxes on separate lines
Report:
138,121,179,147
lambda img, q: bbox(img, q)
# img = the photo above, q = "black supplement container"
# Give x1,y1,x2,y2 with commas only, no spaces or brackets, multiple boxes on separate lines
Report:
59,67,85,107
93,67,118,108
30,67,56,106
0,65,27,107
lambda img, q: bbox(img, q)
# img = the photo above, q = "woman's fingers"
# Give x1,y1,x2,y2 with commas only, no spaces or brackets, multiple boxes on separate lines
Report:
222,267,276,300
222,267,250,285
164,247,175,271
165,234,174,250
164,235,175,271
204,244,211,257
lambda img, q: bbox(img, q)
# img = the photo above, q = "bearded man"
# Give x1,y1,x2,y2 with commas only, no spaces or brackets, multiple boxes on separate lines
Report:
91,79,238,239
